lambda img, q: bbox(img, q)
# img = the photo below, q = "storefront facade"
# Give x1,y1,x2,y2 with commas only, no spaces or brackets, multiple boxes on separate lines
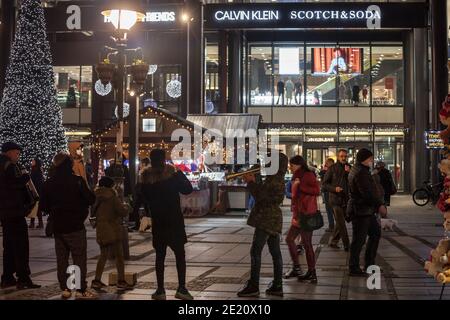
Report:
0,0,447,192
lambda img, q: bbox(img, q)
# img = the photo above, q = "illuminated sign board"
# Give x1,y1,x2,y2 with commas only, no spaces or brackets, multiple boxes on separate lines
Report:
425,131,445,149
204,3,427,29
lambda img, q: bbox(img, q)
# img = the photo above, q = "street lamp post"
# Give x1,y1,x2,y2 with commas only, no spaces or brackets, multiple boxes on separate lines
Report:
101,3,145,172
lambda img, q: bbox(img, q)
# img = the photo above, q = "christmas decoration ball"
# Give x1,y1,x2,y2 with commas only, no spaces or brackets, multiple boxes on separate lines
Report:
440,255,449,264
166,79,182,99
148,65,158,75
115,103,130,119
95,80,112,96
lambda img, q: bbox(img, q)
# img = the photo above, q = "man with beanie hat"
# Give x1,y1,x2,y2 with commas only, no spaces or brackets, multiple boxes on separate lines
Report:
347,148,387,277
0,142,41,289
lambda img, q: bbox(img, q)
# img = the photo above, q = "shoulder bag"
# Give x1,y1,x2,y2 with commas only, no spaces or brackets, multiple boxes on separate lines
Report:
299,185,324,232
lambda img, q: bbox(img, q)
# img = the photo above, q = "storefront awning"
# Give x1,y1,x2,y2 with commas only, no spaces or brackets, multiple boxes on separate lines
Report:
187,114,261,138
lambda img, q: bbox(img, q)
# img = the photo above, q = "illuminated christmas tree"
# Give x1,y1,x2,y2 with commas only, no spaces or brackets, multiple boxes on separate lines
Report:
0,0,67,172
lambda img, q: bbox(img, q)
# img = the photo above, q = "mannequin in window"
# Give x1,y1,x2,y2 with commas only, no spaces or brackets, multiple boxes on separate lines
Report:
285,78,295,106
294,78,303,105
276,78,285,106
327,49,347,75
352,82,361,106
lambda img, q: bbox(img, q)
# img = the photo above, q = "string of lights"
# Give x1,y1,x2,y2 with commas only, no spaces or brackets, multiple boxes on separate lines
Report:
0,0,67,172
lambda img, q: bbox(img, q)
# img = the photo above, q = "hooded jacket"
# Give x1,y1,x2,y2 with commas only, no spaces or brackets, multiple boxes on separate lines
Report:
40,169,95,235
246,153,288,235
93,187,129,246
141,165,193,246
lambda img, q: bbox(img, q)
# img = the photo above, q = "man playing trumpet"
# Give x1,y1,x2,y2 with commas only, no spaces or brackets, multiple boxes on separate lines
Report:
237,152,288,298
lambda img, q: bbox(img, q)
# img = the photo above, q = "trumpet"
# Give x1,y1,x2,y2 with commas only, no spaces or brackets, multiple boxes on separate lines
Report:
225,166,261,181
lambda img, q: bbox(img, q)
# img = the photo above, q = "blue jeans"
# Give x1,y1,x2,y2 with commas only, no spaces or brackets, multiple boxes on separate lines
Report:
250,228,283,286
248,195,255,210
323,192,335,229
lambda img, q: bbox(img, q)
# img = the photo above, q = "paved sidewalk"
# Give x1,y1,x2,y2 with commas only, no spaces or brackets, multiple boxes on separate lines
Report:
0,195,448,300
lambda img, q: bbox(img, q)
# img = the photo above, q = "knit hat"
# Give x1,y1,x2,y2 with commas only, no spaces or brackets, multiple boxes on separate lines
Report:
52,151,71,167
150,149,165,168
99,176,115,188
1,142,22,153
356,148,373,163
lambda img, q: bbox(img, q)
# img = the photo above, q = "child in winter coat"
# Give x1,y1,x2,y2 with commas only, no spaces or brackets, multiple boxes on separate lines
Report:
91,177,133,291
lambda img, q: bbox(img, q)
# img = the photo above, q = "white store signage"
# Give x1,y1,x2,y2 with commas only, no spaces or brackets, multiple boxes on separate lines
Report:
214,8,381,23
103,11,176,24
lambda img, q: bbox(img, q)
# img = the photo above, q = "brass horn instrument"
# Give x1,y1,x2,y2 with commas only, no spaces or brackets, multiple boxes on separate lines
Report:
225,166,261,181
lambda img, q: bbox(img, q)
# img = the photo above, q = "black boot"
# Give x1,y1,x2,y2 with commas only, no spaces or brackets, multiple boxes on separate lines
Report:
284,266,301,279
298,270,317,284
237,281,260,297
349,268,367,277
265,281,283,297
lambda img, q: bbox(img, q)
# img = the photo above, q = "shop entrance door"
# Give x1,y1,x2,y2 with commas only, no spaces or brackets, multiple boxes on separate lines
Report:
303,143,371,169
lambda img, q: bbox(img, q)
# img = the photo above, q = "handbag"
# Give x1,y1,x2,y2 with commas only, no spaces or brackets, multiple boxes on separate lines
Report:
27,201,39,219
299,196,324,232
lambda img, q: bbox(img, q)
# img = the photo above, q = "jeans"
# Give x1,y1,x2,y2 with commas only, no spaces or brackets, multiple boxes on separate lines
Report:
286,225,316,271
154,242,186,289
323,192,335,229
349,214,381,270
54,229,87,291
248,195,255,210
250,228,283,286
95,241,125,283
1,217,31,284
330,206,350,248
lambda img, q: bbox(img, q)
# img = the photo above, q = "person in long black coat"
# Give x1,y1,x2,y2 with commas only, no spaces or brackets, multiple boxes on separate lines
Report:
29,158,44,228
141,149,193,300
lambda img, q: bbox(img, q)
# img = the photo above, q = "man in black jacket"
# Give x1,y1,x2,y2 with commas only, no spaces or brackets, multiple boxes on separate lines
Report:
322,149,350,251
347,149,387,276
40,152,97,299
0,142,41,289
141,149,193,301
376,162,396,206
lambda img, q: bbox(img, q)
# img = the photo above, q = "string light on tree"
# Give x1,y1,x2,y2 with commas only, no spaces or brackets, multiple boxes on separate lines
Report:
95,79,112,96
0,0,67,172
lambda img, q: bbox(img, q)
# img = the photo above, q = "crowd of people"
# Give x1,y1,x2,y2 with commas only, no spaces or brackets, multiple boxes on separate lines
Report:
0,140,396,300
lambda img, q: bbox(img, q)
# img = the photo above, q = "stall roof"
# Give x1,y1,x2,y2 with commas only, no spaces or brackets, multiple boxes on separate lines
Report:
186,114,261,138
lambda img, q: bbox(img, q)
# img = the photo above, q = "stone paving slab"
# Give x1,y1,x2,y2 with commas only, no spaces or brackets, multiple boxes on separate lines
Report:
1,195,450,300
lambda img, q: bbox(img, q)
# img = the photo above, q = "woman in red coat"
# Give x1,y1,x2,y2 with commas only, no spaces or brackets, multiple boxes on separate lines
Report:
284,156,320,283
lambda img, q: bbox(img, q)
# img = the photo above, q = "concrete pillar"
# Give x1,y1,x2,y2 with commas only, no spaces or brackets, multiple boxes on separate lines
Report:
182,0,204,117
411,28,430,190
430,0,448,184
218,30,228,114
228,30,242,113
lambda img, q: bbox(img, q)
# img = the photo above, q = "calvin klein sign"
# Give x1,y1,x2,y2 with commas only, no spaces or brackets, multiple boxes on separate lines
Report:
214,10,280,22
205,3,427,29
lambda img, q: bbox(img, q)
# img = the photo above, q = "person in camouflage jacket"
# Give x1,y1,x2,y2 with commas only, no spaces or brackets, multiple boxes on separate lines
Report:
237,152,288,298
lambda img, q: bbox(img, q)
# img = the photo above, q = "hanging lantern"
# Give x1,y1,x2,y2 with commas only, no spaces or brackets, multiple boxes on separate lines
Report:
129,59,149,86
96,59,116,85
